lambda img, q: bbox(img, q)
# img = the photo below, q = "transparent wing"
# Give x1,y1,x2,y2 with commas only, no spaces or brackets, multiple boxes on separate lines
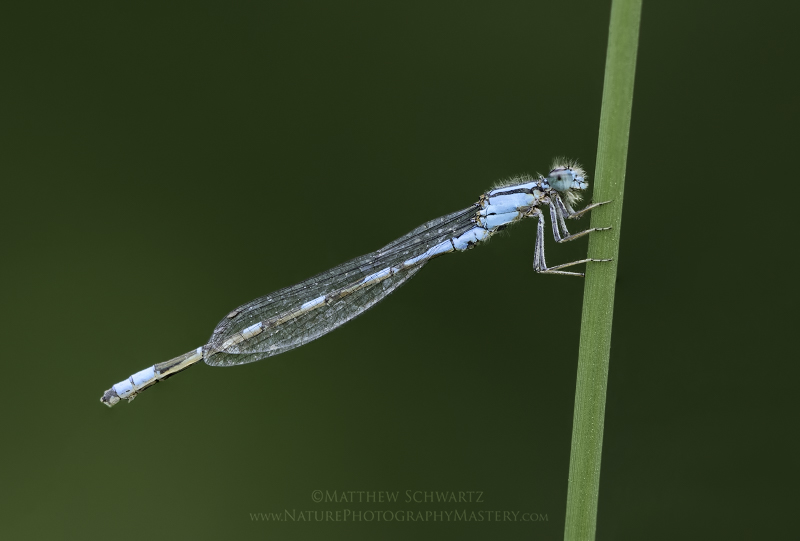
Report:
205,205,477,366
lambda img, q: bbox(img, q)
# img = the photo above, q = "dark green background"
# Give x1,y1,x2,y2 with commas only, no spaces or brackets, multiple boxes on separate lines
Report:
1,1,797,539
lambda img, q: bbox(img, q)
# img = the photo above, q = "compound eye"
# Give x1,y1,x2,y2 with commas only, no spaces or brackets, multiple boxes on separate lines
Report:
548,168,574,192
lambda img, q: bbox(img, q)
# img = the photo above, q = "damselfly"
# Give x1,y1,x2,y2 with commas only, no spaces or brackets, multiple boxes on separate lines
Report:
101,160,610,407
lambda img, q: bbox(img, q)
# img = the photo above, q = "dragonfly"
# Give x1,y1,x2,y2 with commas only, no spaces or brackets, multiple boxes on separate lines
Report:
100,160,611,407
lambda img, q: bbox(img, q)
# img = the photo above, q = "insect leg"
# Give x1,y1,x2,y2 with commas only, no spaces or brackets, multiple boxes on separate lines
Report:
560,196,612,221
532,208,606,277
550,194,612,244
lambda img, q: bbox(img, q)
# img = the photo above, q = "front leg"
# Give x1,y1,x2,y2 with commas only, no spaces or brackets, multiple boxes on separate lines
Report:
550,194,612,244
532,208,609,277
556,195,612,221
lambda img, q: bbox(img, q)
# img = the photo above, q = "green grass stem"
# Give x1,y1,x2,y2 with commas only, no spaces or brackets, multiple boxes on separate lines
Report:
563,0,642,539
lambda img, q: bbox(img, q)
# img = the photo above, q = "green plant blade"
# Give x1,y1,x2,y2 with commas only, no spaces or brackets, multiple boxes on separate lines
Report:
563,0,642,539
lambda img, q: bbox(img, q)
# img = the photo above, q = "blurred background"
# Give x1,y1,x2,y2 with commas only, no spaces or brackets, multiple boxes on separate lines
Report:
1,1,797,539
